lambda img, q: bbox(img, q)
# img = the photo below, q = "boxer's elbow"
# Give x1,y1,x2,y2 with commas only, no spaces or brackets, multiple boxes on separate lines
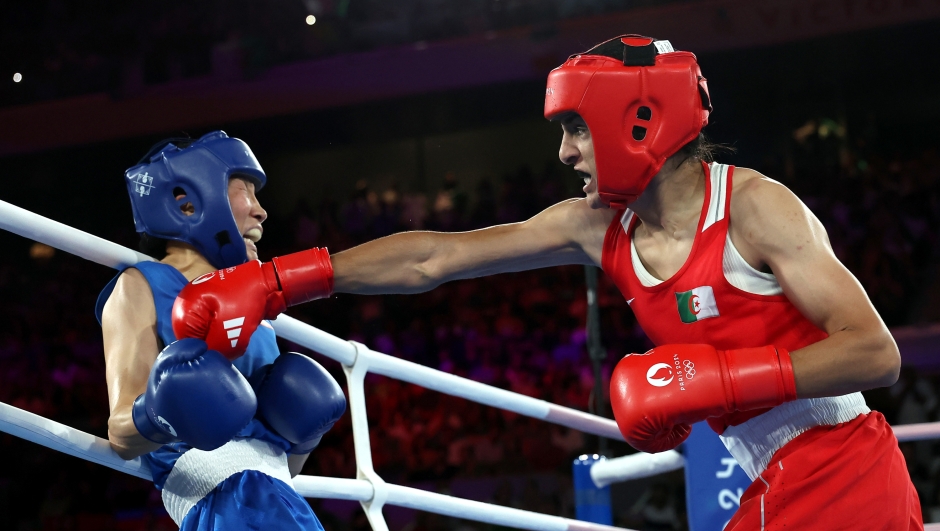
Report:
108,432,141,461
412,259,443,290
868,329,901,389
108,413,153,461
409,237,457,291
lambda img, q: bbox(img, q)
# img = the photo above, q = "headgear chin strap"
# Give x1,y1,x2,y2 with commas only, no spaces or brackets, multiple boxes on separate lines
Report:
125,130,267,269
544,35,712,209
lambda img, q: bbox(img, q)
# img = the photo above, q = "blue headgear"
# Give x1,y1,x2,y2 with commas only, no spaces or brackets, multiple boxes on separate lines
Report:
124,131,267,269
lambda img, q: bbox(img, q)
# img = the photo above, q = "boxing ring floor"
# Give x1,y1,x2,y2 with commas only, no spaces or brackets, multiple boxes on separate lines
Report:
1,197,939,531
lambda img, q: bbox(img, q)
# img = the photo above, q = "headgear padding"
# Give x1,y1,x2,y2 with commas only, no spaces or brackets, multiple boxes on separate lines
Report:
125,131,267,269
544,35,712,208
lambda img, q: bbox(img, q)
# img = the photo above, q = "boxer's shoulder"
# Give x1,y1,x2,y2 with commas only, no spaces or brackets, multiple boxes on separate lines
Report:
730,168,809,235
727,167,821,271
109,268,154,309
559,198,618,264
542,197,618,226
729,167,787,205
509,198,617,264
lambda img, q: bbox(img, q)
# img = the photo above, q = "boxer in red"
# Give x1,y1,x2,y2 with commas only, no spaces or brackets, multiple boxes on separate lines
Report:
172,36,922,529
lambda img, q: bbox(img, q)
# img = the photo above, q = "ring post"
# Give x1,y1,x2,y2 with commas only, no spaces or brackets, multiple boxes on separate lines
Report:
573,454,612,525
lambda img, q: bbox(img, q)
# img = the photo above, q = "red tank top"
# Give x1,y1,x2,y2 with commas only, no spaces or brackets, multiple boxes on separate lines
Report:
601,162,828,431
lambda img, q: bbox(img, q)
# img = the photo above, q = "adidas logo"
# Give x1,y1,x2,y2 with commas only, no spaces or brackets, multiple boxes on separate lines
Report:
223,317,246,348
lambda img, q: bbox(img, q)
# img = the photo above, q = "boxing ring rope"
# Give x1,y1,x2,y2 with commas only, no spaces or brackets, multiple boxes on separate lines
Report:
3,197,940,530
586,419,940,487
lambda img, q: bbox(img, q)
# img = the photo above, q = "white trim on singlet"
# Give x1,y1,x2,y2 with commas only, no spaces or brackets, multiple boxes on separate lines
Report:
630,237,665,287
723,232,783,296
702,162,729,232
619,208,635,234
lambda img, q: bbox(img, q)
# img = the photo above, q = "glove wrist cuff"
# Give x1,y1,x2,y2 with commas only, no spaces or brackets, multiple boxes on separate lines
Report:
131,394,178,445
289,435,323,455
723,345,797,411
271,248,334,306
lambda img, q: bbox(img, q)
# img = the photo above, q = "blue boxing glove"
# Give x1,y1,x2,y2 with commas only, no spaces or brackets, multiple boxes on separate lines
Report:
250,353,346,454
132,338,257,451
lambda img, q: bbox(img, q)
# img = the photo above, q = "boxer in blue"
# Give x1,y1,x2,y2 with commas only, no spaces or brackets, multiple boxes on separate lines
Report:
95,131,346,530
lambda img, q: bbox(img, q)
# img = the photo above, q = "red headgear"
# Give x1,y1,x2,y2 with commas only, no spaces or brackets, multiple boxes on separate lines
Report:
544,35,712,208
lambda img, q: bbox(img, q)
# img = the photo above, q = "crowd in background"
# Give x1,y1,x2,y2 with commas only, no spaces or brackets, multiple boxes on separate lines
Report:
1,0,692,108
2,127,940,529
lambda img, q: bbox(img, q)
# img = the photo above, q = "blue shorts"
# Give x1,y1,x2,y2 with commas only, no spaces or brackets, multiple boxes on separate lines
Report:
180,470,324,531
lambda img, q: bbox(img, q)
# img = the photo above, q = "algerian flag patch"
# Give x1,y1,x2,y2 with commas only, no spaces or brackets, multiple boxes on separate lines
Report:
675,286,719,323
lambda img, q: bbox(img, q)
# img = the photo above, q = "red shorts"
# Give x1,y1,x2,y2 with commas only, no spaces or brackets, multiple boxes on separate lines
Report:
726,412,922,531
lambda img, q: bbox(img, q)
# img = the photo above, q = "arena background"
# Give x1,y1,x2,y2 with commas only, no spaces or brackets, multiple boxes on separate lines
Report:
2,0,940,529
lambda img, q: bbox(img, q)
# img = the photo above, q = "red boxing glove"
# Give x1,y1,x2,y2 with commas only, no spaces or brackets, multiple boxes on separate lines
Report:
610,344,797,453
172,248,333,360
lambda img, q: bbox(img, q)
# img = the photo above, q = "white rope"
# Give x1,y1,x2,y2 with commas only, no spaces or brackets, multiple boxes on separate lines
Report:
894,421,940,442
383,483,624,531
0,199,153,269
0,398,625,531
0,401,151,480
590,450,685,488
588,421,940,487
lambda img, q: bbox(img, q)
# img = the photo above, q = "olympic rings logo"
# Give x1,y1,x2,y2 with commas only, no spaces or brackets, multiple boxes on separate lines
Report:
683,360,695,379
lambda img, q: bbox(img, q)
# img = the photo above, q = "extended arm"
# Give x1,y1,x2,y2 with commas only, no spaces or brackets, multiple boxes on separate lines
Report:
332,198,614,295
173,198,616,359
101,269,163,460
731,173,900,398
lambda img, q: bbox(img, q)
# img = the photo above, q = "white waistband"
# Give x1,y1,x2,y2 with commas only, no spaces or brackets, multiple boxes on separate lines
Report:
161,438,292,526
719,393,870,481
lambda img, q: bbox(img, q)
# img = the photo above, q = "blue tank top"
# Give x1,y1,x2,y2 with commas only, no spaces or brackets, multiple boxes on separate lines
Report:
96,261,291,490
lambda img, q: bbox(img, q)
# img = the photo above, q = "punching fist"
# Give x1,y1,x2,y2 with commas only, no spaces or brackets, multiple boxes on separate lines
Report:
250,353,346,454
610,344,797,453
172,247,333,359
132,338,257,451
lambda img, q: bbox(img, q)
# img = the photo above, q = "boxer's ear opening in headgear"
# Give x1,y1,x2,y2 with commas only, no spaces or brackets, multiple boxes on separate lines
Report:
214,231,232,247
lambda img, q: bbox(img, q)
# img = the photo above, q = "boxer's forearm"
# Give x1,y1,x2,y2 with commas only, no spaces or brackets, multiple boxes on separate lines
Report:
331,201,600,295
790,326,900,398
331,231,450,294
